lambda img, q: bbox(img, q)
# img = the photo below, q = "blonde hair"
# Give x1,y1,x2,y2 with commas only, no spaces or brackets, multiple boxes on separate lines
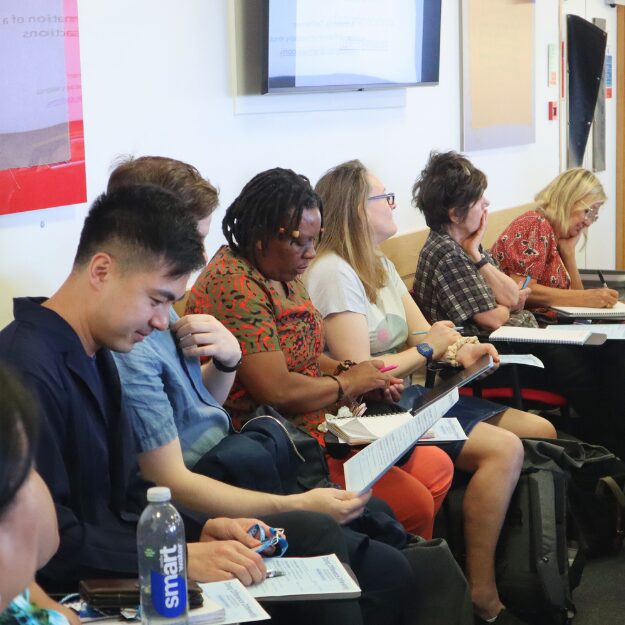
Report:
314,160,385,302
535,168,606,236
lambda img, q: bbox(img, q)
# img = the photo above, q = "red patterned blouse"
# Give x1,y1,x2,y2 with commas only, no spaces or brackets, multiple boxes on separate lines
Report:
185,245,326,437
490,210,571,290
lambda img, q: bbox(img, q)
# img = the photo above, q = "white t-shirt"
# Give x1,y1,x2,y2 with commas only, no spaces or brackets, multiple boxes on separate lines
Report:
305,252,409,357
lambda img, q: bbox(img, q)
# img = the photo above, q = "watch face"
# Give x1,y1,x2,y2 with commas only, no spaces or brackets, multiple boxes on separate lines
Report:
417,343,434,359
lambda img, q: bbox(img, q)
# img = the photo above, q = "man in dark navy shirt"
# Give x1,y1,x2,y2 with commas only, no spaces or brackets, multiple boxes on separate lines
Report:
0,183,417,625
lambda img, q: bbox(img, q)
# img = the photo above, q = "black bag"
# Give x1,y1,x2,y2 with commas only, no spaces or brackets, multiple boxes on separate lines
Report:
553,436,625,558
435,439,582,625
496,439,579,625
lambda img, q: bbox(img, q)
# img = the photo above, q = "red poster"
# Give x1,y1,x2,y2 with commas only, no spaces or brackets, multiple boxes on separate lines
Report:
0,0,86,215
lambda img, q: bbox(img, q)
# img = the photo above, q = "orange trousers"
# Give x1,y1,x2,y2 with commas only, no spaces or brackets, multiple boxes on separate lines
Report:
327,445,454,538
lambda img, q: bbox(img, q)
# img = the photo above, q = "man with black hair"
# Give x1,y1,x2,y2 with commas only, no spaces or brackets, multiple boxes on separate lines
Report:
0,188,326,589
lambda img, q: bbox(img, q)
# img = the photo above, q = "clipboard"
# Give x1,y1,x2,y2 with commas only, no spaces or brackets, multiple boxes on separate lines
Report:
343,356,494,494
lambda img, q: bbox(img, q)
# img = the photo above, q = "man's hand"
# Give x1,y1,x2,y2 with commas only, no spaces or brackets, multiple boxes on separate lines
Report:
200,517,273,549
187,540,266,585
173,314,241,366
295,488,371,524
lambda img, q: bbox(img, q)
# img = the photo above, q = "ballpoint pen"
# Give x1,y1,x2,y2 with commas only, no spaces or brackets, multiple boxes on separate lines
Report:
411,326,463,335
379,364,398,373
266,570,286,578
597,270,608,289
521,275,531,290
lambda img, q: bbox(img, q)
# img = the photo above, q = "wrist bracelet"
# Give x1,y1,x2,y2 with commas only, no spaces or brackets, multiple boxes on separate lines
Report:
327,374,346,402
212,355,242,373
473,255,489,270
443,336,479,367
333,359,356,376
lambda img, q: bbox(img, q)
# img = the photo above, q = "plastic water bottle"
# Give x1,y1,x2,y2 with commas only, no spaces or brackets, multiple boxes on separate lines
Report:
137,487,188,625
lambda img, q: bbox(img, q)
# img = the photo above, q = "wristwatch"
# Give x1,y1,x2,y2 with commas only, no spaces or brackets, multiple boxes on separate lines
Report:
473,254,489,270
416,342,434,363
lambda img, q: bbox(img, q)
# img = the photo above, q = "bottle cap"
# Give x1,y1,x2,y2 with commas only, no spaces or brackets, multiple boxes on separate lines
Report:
147,486,171,503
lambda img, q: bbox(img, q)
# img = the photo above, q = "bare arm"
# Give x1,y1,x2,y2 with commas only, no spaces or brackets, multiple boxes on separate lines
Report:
138,439,371,523
472,305,510,331
524,280,619,308
237,349,389,412
322,295,461,379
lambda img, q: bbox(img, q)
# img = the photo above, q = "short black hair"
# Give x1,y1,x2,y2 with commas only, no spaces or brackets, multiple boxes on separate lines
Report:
222,167,322,261
0,367,39,518
74,185,206,277
412,151,487,231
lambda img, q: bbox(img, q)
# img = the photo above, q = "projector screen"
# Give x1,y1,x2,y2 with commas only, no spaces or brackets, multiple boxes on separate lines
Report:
263,0,441,93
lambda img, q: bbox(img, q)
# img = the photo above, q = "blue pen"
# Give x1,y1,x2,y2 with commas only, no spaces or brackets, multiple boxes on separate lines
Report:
411,326,463,336
521,275,531,290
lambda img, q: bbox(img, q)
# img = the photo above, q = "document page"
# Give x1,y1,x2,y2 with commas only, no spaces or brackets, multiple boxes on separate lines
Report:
198,579,270,623
247,555,361,600
550,323,625,340
498,354,544,368
344,388,459,493
420,417,467,442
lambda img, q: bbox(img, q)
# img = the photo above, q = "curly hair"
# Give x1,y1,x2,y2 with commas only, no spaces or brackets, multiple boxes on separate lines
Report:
412,151,487,231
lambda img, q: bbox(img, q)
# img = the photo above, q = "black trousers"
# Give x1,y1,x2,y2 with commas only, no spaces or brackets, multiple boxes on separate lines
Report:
259,510,414,625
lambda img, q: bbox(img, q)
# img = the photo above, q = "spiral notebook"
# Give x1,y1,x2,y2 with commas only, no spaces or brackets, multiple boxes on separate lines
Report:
489,326,606,345
548,301,625,319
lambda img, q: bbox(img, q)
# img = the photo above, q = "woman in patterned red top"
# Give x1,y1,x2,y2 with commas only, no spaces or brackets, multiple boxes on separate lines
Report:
186,167,454,538
491,168,617,309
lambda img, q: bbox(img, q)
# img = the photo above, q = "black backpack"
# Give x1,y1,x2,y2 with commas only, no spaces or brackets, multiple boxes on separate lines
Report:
548,435,625,558
495,439,581,625
435,439,583,625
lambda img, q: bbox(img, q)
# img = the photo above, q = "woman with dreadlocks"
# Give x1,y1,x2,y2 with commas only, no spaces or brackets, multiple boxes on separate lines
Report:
186,167,454,539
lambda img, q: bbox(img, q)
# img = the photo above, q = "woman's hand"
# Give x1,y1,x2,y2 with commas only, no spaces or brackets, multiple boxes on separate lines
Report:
556,232,581,259
460,211,488,262
339,360,391,398
456,342,500,378
580,288,619,308
423,321,461,360
510,287,531,312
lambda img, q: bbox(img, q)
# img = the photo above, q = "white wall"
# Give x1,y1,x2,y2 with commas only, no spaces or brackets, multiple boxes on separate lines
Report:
0,0,617,327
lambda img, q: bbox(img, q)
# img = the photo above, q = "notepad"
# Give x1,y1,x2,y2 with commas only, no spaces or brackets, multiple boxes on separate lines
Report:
489,326,592,345
548,301,625,318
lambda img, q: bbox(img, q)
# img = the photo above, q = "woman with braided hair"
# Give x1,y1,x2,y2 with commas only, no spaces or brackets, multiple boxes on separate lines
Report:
186,167,455,540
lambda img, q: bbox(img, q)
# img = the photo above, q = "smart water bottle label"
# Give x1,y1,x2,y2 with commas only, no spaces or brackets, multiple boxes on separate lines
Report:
150,544,187,618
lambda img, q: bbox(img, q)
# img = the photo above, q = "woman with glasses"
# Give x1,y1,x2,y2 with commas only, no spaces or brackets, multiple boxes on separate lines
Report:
491,168,617,309
306,159,555,625
413,153,625,461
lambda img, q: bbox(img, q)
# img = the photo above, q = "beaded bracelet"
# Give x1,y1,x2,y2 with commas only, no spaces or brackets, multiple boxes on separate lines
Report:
443,336,479,367
333,359,356,376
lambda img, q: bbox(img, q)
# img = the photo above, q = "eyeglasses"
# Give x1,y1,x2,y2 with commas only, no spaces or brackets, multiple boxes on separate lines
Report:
579,200,602,224
368,192,396,207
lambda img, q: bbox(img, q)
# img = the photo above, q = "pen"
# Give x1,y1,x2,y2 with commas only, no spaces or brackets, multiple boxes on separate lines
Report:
379,364,398,373
266,570,286,579
521,275,531,290
598,270,608,289
411,327,463,336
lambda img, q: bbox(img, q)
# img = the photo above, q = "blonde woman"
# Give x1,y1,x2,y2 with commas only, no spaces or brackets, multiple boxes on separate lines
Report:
491,168,617,308
306,159,555,625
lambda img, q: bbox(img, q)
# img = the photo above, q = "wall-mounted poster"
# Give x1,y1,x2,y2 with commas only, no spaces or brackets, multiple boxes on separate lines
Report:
461,0,536,152
0,0,86,215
